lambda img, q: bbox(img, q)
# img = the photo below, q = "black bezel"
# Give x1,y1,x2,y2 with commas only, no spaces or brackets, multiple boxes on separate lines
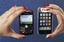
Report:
19,10,34,35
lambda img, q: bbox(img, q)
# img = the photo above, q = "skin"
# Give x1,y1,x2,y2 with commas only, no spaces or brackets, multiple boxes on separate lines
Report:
0,4,64,39
0,6,26,39
46,4,64,38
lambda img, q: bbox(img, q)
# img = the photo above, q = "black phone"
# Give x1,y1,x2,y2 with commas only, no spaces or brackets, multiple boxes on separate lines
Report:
19,9,34,35
37,7,52,34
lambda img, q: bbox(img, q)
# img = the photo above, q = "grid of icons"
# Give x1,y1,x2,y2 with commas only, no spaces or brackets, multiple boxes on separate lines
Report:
39,13,52,30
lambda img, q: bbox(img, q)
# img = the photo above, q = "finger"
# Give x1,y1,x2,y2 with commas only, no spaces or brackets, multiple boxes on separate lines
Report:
46,24,64,38
47,4,63,14
10,32,26,39
46,22,63,38
1,6,24,18
9,27,26,38
48,9,64,19
7,9,25,25
48,9,63,23
46,9,63,38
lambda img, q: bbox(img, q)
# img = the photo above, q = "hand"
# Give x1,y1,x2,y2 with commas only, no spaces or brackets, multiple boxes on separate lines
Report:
44,4,64,38
0,5,26,39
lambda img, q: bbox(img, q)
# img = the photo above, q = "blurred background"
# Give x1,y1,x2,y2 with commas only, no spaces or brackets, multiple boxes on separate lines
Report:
0,0,64,42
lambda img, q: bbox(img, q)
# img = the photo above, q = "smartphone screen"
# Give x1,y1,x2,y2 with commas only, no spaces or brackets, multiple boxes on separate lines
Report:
19,10,34,35
37,7,52,34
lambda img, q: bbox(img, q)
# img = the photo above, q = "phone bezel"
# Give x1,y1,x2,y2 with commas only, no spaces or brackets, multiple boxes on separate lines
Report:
37,7,53,34
19,10,34,35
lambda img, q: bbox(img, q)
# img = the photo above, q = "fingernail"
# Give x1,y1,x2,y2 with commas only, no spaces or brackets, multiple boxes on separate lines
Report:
13,5,17,8
23,6,27,10
46,9,50,11
22,36,26,38
46,35,49,38
44,4,49,8
45,4,49,6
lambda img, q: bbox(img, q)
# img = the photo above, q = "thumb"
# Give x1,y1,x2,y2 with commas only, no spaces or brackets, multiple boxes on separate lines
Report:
46,22,63,38
46,33,56,38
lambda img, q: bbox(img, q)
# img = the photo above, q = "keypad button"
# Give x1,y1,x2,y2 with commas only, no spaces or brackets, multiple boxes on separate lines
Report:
48,23,51,26
39,27,46,30
49,14,51,16
46,14,48,16
46,17,48,19
49,17,51,19
21,27,25,32
43,20,46,26
40,24,42,26
49,20,51,22
40,17,42,19
43,14,46,16
40,20,42,23
40,14,42,16
22,32,25,33
43,23,46,26
39,27,44,30
30,30,32,31
25,25,28,28
47,27,51,30
43,27,47,30
43,23,45,25
30,25,32,26
43,20,45,22
46,23,48,26
25,32,27,34
43,17,46,19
